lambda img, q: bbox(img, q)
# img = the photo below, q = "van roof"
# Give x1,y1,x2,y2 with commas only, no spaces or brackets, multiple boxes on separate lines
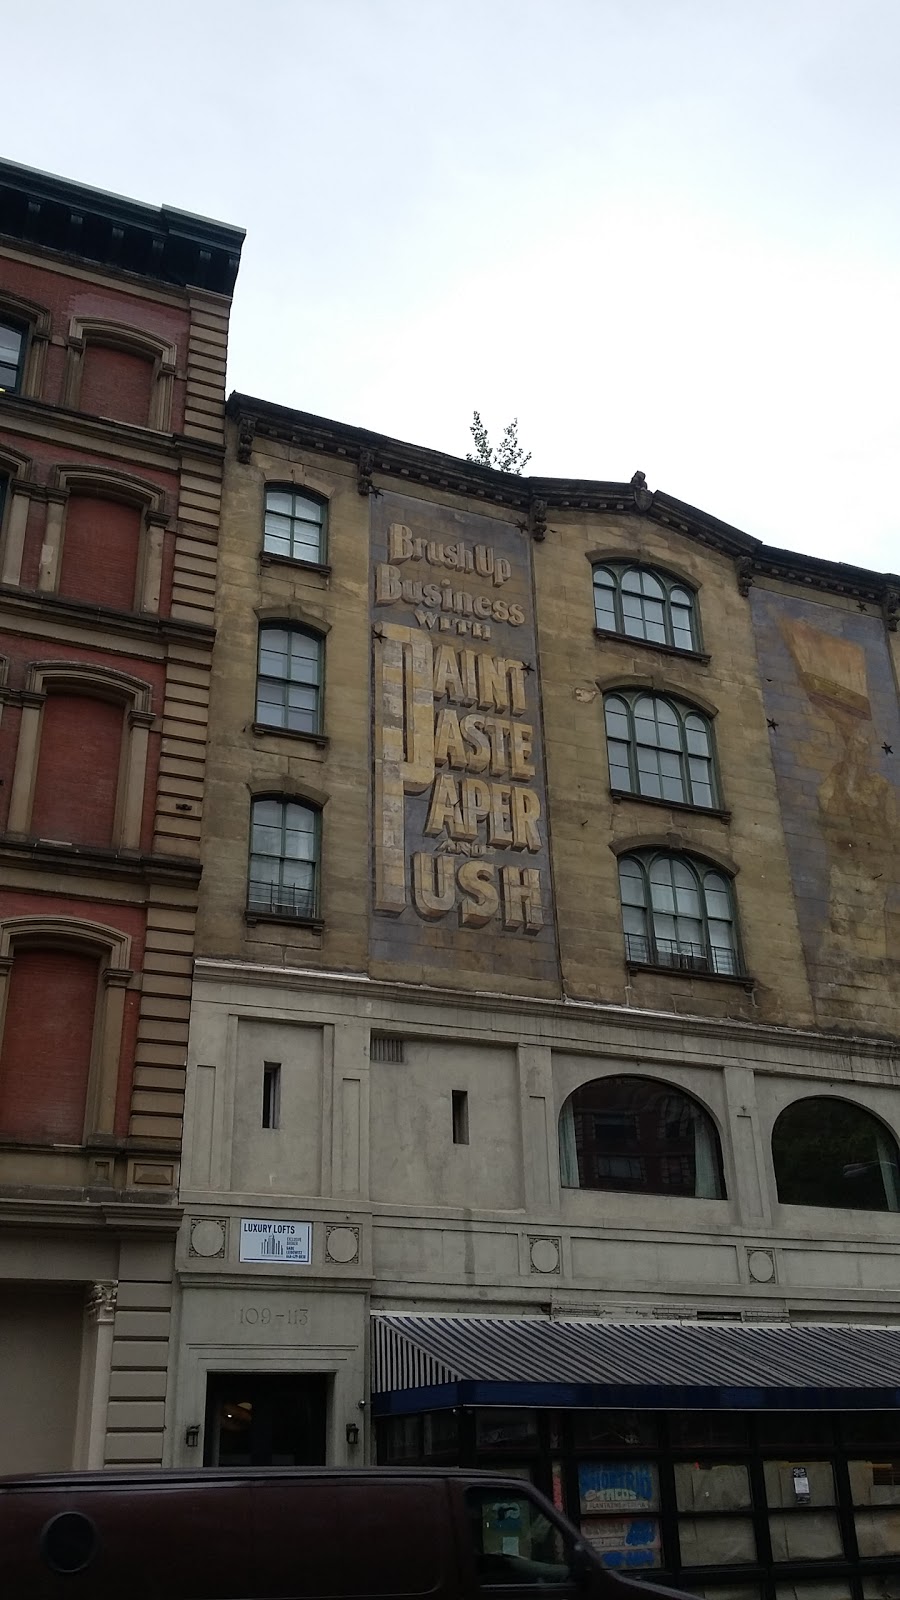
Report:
0,1466,511,1491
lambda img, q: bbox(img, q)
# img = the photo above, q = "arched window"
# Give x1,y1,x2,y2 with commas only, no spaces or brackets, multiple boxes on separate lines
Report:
559,1075,725,1198
263,486,327,565
593,563,699,652
605,691,718,807
248,797,321,920
256,625,323,734
618,850,741,975
772,1098,900,1213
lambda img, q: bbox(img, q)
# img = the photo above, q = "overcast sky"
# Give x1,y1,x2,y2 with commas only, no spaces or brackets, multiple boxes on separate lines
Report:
6,1,899,570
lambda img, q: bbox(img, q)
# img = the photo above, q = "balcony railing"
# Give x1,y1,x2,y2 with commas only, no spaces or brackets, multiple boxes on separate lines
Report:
247,879,317,919
625,932,740,976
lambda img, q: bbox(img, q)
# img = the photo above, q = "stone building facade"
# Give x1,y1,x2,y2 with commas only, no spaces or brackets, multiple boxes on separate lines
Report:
0,160,243,1470
176,394,900,1594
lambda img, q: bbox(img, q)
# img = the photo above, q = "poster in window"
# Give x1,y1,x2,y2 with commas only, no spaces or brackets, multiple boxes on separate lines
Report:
581,1516,662,1569
579,1462,659,1515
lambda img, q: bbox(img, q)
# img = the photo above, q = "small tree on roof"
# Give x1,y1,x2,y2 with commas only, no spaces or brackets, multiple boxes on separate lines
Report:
467,411,532,474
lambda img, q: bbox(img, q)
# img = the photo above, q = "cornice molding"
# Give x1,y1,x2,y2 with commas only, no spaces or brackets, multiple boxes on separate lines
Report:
193,957,900,1065
228,393,900,606
0,1196,183,1232
0,584,215,646
0,837,202,884
0,158,243,295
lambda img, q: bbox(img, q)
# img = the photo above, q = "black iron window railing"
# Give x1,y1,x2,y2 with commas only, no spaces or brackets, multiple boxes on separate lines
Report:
247,879,317,919
625,932,740,976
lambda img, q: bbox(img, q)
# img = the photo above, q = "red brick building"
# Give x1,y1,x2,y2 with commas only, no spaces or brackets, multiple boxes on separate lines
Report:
0,161,243,1470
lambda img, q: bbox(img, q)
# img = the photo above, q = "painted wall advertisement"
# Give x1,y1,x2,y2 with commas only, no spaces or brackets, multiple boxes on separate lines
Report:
370,492,558,989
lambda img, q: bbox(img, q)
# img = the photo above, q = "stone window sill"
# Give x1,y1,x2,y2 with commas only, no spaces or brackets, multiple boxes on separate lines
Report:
610,788,731,822
245,910,324,931
259,551,331,577
251,722,328,748
626,959,754,992
594,627,710,665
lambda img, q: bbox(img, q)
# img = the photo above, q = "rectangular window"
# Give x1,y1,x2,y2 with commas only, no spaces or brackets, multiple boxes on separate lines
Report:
0,321,24,393
262,1062,281,1129
256,626,323,735
248,798,320,920
452,1089,469,1145
263,487,326,564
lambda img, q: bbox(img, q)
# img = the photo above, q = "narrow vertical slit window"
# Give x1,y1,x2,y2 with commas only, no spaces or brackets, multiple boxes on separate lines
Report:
452,1090,469,1146
262,1062,281,1129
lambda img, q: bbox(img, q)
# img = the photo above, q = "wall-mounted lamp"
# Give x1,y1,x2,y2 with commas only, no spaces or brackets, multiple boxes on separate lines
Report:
185,1425,201,1449
345,1422,360,1447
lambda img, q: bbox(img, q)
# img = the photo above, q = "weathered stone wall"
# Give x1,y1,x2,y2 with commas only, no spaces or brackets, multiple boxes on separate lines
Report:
750,581,900,1035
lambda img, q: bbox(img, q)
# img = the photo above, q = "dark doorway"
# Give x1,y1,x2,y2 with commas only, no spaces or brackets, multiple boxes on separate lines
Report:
204,1373,327,1466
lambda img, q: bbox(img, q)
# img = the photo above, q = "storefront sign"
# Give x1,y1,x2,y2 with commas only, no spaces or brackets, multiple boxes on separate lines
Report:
239,1219,312,1264
370,493,558,987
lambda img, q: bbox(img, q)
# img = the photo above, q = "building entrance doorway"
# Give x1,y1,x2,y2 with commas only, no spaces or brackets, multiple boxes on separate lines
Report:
204,1373,327,1466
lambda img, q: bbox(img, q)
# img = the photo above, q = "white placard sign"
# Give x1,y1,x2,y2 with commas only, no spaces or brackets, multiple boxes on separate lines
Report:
239,1219,312,1264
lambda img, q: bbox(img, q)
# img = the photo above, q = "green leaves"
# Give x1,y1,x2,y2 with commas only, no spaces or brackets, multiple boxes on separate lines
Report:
466,411,532,474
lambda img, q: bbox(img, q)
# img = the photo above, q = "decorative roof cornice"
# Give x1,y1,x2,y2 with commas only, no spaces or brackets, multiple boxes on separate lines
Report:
228,393,900,608
0,159,244,296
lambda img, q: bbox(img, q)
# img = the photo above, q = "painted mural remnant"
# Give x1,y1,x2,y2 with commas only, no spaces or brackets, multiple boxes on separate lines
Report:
370,493,557,985
752,590,900,1031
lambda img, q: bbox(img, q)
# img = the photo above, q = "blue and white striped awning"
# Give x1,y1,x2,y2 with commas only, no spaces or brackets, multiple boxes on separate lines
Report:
372,1314,900,1414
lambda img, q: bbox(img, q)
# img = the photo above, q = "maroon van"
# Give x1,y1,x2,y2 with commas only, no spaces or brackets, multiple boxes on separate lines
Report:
0,1467,693,1600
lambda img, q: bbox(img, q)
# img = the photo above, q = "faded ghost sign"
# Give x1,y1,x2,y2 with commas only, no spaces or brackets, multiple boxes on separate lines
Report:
370,492,558,990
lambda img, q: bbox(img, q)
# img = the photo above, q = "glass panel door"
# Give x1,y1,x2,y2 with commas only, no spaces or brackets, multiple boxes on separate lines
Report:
204,1372,327,1466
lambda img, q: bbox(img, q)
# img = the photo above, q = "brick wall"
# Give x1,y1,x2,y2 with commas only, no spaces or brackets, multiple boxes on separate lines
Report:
30,692,123,847
0,947,100,1140
58,495,142,611
78,346,155,430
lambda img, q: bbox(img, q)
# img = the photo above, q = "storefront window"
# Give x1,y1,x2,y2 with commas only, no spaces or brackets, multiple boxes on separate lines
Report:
378,1407,900,1594
691,1588,762,1600
572,1410,657,1449
382,1414,421,1463
758,1413,835,1450
843,1417,900,1449
476,1409,539,1453
578,1461,660,1571
764,1460,836,1507
769,1513,843,1562
422,1411,458,1462
670,1413,749,1449
582,1515,662,1569
675,1462,752,1512
679,1517,757,1566
775,1586,853,1600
